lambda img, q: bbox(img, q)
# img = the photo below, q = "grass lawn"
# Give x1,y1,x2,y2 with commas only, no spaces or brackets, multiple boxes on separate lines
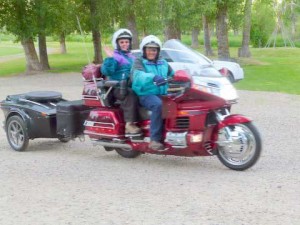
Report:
0,42,23,56
235,48,300,95
0,40,300,95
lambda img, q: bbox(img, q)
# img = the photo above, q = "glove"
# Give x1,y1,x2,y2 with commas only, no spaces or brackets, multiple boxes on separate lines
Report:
153,75,167,86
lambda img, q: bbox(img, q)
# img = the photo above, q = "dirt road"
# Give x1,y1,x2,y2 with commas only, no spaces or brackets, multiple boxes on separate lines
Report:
0,73,299,225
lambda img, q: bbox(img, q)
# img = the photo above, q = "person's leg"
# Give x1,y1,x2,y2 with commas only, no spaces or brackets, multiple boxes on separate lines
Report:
139,95,164,150
114,88,140,134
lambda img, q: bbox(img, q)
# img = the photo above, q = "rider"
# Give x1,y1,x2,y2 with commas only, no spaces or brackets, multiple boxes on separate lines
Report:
131,35,174,150
101,28,141,135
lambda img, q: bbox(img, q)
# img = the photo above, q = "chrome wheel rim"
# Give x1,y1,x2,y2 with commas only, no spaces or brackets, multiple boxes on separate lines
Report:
7,120,25,149
218,124,256,166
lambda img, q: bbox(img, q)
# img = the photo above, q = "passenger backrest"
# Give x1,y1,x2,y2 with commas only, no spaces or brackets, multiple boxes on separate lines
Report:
82,64,104,107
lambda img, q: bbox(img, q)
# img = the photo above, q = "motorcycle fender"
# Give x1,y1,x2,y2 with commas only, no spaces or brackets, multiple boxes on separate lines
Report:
218,114,252,129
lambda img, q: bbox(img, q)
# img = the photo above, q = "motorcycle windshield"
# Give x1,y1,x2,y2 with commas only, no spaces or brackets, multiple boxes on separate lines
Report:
162,39,222,78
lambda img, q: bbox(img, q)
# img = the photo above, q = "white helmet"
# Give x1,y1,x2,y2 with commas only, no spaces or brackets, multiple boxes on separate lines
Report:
139,35,162,51
112,28,133,50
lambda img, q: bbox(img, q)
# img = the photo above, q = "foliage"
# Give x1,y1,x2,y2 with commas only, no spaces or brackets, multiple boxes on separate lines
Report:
250,0,276,47
228,0,244,32
0,0,38,41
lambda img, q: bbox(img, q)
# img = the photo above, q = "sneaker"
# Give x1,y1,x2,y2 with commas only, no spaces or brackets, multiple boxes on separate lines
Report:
149,141,164,151
125,122,141,134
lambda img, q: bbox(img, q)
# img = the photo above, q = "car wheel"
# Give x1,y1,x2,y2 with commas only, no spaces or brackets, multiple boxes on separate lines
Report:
228,72,235,83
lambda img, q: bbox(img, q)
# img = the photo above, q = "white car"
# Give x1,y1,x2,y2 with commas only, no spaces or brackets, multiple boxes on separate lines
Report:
163,39,244,83
132,39,239,102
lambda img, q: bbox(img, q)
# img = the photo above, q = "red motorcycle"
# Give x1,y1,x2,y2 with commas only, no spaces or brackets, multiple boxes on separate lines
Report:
1,64,261,171
80,66,262,171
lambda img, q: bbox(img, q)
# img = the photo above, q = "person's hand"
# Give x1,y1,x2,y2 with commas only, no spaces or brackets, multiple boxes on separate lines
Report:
104,46,114,57
153,75,167,86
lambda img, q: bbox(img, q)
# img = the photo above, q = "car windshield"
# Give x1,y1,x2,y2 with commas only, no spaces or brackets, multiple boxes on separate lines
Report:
162,39,212,65
132,39,222,78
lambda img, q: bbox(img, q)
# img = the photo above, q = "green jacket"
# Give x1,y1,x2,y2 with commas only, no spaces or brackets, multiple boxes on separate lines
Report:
132,57,174,96
101,50,135,81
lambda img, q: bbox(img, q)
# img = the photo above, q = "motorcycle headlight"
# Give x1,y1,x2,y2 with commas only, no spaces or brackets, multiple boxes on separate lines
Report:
193,83,220,96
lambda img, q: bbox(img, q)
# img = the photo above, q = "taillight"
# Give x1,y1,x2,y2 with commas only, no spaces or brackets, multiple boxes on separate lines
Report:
219,67,229,77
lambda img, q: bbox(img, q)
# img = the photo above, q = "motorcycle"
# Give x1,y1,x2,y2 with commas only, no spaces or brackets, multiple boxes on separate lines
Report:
81,67,261,171
0,43,262,171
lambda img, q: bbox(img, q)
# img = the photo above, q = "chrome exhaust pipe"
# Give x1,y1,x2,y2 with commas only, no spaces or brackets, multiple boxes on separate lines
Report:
93,140,132,150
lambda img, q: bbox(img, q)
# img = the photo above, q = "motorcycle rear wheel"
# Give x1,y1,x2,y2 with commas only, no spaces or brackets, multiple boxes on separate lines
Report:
115,148,141,158
217,122,262,171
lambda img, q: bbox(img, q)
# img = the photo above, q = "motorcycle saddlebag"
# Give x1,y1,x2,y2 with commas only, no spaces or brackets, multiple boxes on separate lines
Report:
56,100,93,138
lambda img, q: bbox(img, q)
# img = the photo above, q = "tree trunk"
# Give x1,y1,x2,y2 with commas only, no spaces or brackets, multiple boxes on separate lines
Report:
92,30,103,64
90,0,103,64
238,0,252,57
216,2,230,60
127,0,139,49
290,1,296,39
234,29,239,36
191,27,200,48
203,15,214,56
21,38,42,73
60,32,67,54
164,19,181,40
38,33,50,70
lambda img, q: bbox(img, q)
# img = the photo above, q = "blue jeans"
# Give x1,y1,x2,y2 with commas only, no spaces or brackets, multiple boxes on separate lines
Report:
139,95,162,142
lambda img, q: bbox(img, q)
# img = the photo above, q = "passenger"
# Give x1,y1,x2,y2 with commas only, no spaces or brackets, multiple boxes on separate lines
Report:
101,29,141,135
131,35,174,150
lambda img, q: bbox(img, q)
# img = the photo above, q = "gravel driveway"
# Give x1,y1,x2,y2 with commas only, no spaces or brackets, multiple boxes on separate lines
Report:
0,73,299,225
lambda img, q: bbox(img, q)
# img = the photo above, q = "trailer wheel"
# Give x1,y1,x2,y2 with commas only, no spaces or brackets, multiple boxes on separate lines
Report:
58,136,70,143
6,115,29,151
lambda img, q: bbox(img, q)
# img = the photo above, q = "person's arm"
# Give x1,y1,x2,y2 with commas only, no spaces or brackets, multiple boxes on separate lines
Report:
131,58,156,93
100,57,118,77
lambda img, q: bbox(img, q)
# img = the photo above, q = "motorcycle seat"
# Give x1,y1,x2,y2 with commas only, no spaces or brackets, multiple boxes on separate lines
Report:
24,91,62,102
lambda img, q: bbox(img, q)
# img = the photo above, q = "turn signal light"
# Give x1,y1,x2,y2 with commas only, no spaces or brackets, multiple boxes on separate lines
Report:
190,133,203,143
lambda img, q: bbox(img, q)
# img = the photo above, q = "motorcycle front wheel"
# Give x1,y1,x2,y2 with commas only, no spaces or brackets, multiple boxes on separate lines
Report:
217,122,262,171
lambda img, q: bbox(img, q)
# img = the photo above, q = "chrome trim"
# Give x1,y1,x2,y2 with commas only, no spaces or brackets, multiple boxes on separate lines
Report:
82,95,99,100
84,130,124,138
93,140,132,150
171,145,186,149
103,86,113,99
19,98,50,109
165,132,187,147
84,120,115,129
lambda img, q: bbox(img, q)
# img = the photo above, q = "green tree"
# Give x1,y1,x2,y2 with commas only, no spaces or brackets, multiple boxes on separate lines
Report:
250,0,275,47
51,0,78,54
238,0,253,57
215,0,244,59
161,0,185,40
0,0,42,72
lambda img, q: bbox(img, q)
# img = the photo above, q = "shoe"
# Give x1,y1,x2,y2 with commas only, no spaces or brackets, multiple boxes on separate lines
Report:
149,141,164,151
125,122,141,134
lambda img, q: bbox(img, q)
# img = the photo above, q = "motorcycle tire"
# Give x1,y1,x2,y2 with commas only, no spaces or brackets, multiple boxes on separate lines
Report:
115,148,141,158
217,122,262,171
6,115,29,151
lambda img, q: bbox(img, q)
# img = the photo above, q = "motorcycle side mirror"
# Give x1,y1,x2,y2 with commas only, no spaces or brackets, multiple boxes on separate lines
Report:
173,70,191,82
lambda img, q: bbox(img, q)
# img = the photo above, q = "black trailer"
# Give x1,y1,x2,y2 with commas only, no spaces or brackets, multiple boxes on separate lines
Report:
0,91,92,151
